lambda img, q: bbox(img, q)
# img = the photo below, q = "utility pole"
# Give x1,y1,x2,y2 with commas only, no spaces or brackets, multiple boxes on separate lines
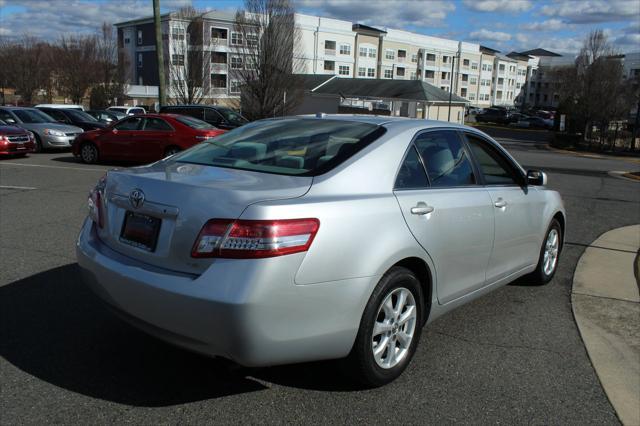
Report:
447,54,456,122
153,0,167,108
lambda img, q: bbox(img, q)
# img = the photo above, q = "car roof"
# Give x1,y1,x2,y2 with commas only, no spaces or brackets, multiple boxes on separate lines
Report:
162,104,224,110
293,114,471,133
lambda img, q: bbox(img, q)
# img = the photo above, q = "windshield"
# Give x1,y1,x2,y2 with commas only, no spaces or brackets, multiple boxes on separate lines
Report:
66,109,98,122
175,115,215,130
14,109,56,124
109,107,127,113
174,118,385,176
217,107,248,125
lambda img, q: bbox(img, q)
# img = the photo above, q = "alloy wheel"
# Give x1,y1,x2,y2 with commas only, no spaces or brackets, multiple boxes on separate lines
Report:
543,228,559,276
371,287,417,369
81,144,96,163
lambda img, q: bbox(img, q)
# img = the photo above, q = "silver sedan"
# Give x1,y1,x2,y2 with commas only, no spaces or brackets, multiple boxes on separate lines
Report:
77,115,565,386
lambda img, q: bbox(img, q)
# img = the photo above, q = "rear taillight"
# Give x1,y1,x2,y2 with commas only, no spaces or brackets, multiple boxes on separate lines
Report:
192,218,320,259
88,174,107,228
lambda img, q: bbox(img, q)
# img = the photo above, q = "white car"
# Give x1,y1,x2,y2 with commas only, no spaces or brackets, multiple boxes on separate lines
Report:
107,106,146,116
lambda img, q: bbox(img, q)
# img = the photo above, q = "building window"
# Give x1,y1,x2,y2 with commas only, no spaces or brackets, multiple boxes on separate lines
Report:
384,69,393,78
171,26,185,41
367,68,375,77
426,53,436,61
124,37,130,44
441,71,449,80
397,50,406,61
324,61,335,71
339,44,351,55
498,77,504,85
358,67,366,77
230,80,241,94
469,93,476,100
230,56,243,69
396,67,405,77
137,30,142,45
211,51,227,64
324,40,336,55
359,46,367,57
211,74,227,88
440,86,448,91
385,49,395,60
411,54,418,63
338,65,350,76
463,59,470,66
171,54,184,66
499,64,505,71
246,33,258,47
231,32,243,45
470,77,477,85
496,90,503,99
471,62,478,70
487,64,492,71
460,88,467,97
425,70,434,79
442,55,449,63
137,53,143,68
461,74,468,82
368,48,377,58
410,71,416,80
482,64,487,71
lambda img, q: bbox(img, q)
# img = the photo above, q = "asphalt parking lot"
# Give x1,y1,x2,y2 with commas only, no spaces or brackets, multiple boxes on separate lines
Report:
1,129,639,424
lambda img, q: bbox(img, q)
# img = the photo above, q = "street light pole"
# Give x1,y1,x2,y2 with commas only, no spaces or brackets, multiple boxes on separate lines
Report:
153,0,167,108
447,54,456,122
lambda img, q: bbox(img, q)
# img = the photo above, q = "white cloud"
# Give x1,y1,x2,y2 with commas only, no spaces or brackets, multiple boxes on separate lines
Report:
515,33,529,44
297,0,455,28
469,28,511,41
0,27,11,37
522,19,567,32
541,0,639,24
463,0,532,13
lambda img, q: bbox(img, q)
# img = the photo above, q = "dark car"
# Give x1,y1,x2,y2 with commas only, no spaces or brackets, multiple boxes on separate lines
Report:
0,118,36,157
475,108,512,125
86,110,125,124
73,113,226,164
36,107,107,131
160,105,248,130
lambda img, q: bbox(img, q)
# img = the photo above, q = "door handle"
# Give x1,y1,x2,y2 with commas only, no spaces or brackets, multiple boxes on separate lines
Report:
411,202,434,215
494,198,507,208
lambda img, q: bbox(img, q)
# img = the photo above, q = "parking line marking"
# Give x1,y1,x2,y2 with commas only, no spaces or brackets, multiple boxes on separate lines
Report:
0,162,106,172
0,185,37,190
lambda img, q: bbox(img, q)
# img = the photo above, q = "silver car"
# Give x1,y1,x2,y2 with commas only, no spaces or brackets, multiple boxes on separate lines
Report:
77,116,565,386
0,107,84,152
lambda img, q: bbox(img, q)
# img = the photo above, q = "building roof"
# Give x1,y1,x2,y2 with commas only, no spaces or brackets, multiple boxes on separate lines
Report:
519,48,562,57
506,51,531,60
480,45,500,54
301,74,336,91
301,75,468,104
352,23,387,34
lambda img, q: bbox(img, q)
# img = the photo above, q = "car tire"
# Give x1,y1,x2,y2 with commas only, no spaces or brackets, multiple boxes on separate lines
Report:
80,143,99,164
164,146,181,157
33,135,43,153
527,218,562,284
346,266,424,387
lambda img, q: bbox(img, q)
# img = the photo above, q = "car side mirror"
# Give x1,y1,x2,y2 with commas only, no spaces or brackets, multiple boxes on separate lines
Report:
527,169,547,186
5,118,16,124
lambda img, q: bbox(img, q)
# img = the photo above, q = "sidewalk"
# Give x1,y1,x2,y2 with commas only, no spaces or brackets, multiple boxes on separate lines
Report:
572,225,640,426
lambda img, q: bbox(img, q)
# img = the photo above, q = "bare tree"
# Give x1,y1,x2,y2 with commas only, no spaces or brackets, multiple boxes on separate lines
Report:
233,0,304,120
0,36,49,105
90,23,129,108
56,34,99,104
167,6,209,104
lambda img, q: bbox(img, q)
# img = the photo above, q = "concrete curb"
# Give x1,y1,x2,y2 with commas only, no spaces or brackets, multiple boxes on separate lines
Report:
572,225,640,426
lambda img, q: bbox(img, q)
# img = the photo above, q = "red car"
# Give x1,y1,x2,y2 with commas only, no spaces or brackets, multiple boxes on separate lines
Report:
73,113,226,164
0,119,35,157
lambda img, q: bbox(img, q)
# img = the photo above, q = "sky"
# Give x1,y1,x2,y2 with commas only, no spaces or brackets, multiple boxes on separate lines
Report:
0,0,638,55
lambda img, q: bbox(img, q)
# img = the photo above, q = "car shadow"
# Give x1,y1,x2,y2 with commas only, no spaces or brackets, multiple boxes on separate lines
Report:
0,264,267,407
49,155,140,167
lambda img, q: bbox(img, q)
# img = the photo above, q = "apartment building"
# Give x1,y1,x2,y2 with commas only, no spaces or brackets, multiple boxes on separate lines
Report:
116,10,574,109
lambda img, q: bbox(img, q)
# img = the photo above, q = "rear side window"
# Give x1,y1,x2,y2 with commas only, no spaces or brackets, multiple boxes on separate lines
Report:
465,134,520,185
413,130,476,187
175,115,215,129
114,117,143,130
395,145,429,189
174,118,385,176
143,118,173,131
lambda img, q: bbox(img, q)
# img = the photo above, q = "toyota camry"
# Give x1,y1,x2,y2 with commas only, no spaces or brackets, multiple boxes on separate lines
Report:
76,115,565,386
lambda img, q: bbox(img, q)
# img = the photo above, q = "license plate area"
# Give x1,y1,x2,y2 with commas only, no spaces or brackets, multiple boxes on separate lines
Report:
120,211,161,252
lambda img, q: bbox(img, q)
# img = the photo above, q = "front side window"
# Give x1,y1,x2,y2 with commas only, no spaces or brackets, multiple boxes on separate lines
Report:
142,118,173,131
174,118,385,176
114,117,143,130
413,130,476,187
395,145,429,189
465,134,520,185
14,109,55,124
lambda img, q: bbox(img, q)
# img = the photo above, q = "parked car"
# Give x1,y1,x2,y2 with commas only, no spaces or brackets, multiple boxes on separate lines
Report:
34,103,84,111
107,106,146,116
0,107,83,152
36,107,107,131
0,118,35,157
86,110,125,123
160,105,248,130
73,113,226,164
77,115,565,387
510,116,553,130
475,108,512,124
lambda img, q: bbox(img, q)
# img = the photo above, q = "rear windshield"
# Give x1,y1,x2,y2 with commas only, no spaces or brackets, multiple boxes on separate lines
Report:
217,107,248,125
175,115,215,130
174,118,385,176
65,109,97,122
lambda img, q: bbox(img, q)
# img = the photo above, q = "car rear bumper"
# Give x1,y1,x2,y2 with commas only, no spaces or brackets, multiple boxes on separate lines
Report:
76,218,373,367
0,141,34,154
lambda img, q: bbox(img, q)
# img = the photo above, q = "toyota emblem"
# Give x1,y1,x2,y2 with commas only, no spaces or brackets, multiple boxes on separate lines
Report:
129,189,145,209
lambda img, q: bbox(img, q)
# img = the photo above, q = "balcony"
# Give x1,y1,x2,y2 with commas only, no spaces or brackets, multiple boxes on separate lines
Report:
397,56,406,63
211,37,228,46
210,87,227,95
324,48,335,56
210,63,228,73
